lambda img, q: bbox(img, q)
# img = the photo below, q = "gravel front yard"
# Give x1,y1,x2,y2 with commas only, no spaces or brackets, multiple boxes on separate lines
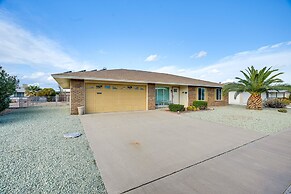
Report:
184,105,291,134
0,106,107,193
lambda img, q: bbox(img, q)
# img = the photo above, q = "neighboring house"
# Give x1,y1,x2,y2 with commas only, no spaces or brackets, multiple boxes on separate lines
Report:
267,90,290,99
11,84,28,97
229,90,290,105
52,69,228,114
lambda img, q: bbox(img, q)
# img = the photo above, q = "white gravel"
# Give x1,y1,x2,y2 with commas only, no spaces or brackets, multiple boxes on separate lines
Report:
0,106,107,193
183,105,291,134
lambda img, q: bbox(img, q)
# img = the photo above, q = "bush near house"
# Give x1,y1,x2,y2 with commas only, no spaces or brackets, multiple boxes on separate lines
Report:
193,101,208,110
187,106,193,111
263,98,289,108
187,106,198,111
169,104,185,112
0,66,19,112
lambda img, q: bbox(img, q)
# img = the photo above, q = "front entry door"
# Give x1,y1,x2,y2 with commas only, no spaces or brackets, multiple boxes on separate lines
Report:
172,87,180,104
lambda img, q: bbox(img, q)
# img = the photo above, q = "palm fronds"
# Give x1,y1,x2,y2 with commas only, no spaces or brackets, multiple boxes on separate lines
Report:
223,66,290,95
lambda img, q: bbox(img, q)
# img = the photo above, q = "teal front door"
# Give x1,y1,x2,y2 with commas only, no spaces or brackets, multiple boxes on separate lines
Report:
155,87,170,107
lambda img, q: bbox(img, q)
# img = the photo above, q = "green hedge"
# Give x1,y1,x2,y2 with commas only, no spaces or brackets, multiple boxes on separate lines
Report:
193,101,208,110
169,104,185,112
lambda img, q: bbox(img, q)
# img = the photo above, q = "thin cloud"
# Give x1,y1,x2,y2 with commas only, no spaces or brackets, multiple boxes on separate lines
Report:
191,50,207,58
145,54,158,62
21,72,55,87
152,41,291,84
0,19,93,71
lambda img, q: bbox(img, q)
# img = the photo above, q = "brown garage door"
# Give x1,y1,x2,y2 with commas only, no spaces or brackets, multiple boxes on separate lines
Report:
85,83,146,113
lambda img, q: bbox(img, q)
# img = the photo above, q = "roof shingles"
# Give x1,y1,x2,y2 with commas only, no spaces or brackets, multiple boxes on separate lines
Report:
52,69,222,87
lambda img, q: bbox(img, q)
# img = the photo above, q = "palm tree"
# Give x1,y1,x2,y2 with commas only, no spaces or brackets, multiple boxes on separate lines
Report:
223,66,291,110
25,85,41,96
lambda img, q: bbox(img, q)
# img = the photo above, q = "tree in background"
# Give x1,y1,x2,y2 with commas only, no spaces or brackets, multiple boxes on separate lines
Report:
25,85,41,96
37,88,56,96
37,88,56,102
223,66,291,110
0,66,19,112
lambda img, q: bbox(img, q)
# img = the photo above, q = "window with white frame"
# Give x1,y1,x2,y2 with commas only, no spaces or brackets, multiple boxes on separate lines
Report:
216,88,222,100
198,88,205,100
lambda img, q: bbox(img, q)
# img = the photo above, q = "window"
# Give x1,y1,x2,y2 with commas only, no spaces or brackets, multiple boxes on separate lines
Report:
112,86,118,90
96,85,102,89
127,86,132,89
198,88,205,100
155,87,170,107
216,88,222,100
140,87,144,90
134,86,139,90
105,85,110,89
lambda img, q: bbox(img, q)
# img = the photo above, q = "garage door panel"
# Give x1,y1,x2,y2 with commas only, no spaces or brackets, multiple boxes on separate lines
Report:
85,83,146,113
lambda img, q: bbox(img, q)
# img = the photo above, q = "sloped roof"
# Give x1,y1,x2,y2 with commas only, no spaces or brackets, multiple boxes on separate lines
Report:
52,69,222,88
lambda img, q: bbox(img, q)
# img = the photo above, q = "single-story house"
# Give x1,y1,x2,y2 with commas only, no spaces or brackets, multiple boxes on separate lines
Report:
52,69,228,114
229,90,290,105
11,84,28,98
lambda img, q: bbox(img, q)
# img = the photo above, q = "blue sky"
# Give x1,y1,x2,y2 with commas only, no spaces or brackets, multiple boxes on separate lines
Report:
0,0,291,89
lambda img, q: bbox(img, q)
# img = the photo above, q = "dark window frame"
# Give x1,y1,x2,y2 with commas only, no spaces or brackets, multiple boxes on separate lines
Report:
216,88,222,101
198,88,205,101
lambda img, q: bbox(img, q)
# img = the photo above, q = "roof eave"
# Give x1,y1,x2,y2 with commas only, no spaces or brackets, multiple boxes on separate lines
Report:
52,75,223,88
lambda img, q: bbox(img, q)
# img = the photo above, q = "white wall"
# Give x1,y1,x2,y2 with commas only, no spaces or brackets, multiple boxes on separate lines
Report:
241,92,251,105
261,93,267,100
229,91,290,105
179,86,188,107
228,92,242,105
229,92,267,105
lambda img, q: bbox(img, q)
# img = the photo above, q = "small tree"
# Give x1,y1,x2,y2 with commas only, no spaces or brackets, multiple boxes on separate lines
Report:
0,66,19,112
25,85,41,96
37,88,56,96
223,66,291,110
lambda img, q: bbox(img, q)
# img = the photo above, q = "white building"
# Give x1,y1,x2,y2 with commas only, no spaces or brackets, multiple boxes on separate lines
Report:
11,84,28,97
229,90,290,105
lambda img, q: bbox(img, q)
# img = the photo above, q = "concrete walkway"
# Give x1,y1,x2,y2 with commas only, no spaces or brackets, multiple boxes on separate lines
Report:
80,111,268,194
129,129,291,194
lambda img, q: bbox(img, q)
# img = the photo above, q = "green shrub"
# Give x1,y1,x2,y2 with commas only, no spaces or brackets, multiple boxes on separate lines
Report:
169,104,185,112
263,98,289,108
0,66,19,112
278,108,287,113
193,101,208,110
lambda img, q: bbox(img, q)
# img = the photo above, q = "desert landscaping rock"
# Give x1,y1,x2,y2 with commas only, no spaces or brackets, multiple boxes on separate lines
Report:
0,106,107,194
63,132,82,138
184,105,291,133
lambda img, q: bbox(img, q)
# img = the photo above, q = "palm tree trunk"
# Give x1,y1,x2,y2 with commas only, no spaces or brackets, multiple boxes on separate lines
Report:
247,93,262,110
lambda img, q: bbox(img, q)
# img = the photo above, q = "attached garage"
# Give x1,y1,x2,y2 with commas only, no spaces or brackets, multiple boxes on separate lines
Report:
52,69,226,115
85,83,146,113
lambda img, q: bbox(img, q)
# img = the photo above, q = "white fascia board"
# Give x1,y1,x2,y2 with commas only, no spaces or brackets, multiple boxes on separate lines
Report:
52,75,222,88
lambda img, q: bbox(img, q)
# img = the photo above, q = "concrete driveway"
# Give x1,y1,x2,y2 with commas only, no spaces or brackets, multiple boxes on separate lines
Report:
80,111,290,194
